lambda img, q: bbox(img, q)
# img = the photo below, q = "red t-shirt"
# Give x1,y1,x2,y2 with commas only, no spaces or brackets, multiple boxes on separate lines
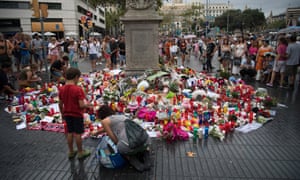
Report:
59,84,86,118
277,44,287,61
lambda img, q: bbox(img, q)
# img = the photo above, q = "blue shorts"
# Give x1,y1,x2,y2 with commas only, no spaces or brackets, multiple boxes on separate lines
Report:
89,54,97,60
119,54,126,63
34,52,43,61
64,116,84,134
21,54,30,66
51,71,62,78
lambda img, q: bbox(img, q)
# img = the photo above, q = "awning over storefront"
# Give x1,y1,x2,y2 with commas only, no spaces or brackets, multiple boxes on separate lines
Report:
31,22,64,32
0,27,22,33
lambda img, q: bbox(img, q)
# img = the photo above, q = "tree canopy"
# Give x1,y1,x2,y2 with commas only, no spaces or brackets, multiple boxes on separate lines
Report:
89,0,164,10
214,8,266,33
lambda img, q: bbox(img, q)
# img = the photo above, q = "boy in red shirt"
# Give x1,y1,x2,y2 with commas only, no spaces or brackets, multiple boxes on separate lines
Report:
59,67,92,159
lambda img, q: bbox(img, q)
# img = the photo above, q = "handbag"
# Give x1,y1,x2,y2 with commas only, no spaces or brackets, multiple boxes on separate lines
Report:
125,119,149,149
96,136,126,169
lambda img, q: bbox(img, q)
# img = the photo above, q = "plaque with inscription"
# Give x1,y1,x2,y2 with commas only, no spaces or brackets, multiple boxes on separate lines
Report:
131,30,152,65
127,0,156,10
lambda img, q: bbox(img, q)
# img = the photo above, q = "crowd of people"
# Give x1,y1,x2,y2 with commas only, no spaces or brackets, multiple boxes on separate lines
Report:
0,32,126,100
0,30,300,172
159,33,300,89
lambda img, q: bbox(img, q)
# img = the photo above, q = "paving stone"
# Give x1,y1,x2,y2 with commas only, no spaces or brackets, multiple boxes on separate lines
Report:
1,59,300,179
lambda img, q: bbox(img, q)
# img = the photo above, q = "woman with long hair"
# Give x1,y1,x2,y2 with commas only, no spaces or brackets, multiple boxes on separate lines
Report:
232,37,247,75
102,36,111,69
88,37,98,72
48,37,60,65
255,39,273,81
220,38,231,72
267,36,288,87
68,38,78,68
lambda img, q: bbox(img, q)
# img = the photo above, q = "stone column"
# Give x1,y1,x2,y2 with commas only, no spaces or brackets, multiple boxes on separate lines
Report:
121,0,162,76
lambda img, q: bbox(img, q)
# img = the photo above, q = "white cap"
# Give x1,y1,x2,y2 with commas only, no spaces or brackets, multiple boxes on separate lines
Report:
66,36,70,40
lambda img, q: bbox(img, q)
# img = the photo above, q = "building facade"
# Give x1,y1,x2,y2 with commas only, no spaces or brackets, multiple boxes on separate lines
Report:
162,1,231,22
0,0,105,38
286,7,300,26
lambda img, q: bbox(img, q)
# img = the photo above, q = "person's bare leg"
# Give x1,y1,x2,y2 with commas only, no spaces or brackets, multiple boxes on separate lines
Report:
67,133,74,153
268,71,276,84
74,133,83,153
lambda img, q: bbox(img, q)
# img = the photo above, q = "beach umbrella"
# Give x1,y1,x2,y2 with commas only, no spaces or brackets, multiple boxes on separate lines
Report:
32,32,42,36
44,32,55,36
65,32,78,36
90,32,101,36
184,34,196,39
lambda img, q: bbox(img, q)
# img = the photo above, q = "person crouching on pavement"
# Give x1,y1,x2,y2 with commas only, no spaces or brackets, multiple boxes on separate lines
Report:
58,67,92,160
240,55,256,81
18,64,42,89
0,61,19,99
97,105,151,172
50,56,68,82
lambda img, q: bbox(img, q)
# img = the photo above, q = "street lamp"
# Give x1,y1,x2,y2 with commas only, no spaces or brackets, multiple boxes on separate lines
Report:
227,1,230,33
205,0,208,37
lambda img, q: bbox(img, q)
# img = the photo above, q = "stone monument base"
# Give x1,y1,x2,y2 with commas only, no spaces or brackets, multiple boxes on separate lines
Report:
121,3,162,76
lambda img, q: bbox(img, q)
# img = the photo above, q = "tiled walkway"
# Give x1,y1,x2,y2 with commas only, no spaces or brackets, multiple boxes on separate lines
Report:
1,58,300,179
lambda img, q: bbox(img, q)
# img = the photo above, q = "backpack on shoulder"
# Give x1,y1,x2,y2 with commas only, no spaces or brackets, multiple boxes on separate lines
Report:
125,119,149,149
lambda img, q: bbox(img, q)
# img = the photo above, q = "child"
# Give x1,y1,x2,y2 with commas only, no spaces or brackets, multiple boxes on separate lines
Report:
262,52,275,83
58,67,92,160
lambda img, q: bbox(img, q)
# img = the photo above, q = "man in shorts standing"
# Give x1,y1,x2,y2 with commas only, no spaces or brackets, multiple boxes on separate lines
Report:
59,68,92,160
285,35,300,89
110,38,118,69
118,36,126,67
31,34,44,71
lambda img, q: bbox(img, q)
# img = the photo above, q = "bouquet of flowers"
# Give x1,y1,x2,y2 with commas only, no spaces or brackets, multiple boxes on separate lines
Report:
263,96,277,109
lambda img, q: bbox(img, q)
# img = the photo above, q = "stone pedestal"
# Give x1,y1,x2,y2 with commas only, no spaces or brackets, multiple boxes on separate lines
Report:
121,1,162,76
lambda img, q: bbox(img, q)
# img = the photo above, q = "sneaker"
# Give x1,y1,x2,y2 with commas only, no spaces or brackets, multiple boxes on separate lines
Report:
128,155,146,172
142,150,151,170
77,149,91,160
266,83,273,87
68,150,77,159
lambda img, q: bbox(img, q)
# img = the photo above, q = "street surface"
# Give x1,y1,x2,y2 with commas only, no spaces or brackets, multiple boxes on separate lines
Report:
0,55,300,180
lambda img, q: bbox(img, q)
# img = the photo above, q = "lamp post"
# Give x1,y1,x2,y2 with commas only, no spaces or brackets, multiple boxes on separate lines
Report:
205,0,208,37
226,1,230,33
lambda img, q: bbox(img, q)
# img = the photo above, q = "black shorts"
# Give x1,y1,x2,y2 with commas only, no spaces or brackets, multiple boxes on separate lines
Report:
285,65,298,76
111,54,117,65
64,116,84,134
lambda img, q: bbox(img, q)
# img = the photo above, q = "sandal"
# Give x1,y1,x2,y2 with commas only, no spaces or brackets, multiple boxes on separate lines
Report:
68,150,77,159
77,149,91,160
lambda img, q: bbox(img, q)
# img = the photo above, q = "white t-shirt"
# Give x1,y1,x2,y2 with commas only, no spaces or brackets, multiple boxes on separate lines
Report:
48,42,59,56
88,42,98,54
170,45,178,53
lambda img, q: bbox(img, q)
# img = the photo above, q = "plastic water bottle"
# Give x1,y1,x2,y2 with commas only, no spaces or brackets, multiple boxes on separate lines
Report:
204,126,209,139
197,127,203,139
198,114,203,125
90,114,95,121
193,128,198,141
